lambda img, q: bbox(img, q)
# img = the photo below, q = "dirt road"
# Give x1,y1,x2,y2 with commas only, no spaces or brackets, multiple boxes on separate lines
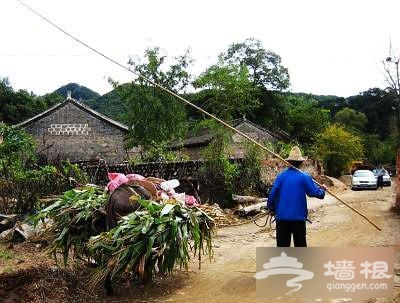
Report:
111,184,399,303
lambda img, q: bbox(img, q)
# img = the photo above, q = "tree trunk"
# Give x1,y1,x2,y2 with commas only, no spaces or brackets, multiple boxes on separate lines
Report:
237,202,266,216
232,194,267,205
396,148,400,209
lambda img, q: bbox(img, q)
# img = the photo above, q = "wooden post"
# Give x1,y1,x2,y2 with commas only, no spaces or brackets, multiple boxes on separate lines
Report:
396,148,400,209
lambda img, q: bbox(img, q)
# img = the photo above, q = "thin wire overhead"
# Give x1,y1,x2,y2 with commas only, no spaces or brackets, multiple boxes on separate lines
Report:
15,0,382,231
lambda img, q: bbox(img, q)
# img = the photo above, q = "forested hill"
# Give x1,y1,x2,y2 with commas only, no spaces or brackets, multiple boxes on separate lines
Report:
83,83,130,124
54,83,100,101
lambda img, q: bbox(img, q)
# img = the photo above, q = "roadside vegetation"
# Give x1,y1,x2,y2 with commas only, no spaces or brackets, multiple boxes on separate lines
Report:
0,123,88,215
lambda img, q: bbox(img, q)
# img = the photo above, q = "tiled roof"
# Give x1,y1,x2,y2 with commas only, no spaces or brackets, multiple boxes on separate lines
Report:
169,117,291,149
16,97,129,131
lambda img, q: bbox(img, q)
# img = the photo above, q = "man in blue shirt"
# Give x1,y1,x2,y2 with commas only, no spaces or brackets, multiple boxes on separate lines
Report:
267,146,326,247
375,165,385,189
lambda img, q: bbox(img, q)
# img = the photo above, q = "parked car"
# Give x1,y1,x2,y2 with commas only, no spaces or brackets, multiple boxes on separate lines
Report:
351,170,377,190
372,168,392,186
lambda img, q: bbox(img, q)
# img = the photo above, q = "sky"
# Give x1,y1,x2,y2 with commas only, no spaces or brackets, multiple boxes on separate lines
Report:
1,0,400,98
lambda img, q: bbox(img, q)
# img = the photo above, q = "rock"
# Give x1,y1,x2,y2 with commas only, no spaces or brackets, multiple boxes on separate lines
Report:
0,218,53,243
14,222,36,241
0,214,18,233
0,228,14,242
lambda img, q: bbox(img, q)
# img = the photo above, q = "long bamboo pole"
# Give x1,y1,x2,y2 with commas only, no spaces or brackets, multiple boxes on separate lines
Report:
17,0,382,231
150,90,382,232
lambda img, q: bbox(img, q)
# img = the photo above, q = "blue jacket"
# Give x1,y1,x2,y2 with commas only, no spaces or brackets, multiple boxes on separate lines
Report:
267,168,325,221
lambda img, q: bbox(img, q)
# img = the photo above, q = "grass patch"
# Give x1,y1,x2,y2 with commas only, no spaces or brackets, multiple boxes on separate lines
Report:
2,266,15,274
0,247,13,261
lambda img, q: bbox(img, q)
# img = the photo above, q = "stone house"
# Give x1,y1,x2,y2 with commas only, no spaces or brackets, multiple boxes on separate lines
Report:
17,96,129,164
170,117,291,160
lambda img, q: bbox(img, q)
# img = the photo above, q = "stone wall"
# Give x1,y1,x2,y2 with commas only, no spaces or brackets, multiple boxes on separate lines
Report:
24,102,127,164
81,160,206,185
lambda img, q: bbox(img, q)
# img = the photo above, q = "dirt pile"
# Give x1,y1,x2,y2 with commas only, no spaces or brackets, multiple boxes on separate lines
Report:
0,266,96,303
326,175,348,193
314,175,348,193
0,243,98,303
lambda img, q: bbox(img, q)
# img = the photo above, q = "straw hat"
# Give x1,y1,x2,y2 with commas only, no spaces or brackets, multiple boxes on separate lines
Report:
285,146,307,162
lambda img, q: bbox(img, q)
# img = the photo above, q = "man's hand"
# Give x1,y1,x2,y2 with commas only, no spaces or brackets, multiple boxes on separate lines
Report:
260,205,275,216
320,184,328,191
260,205,267,212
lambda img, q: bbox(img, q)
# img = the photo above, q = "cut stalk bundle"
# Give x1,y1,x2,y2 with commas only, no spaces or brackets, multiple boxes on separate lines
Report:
88,199,214,285
29,185,215,285
29,185,108,265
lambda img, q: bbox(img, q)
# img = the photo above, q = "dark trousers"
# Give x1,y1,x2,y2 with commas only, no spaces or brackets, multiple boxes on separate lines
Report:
276,220,307,247
377,175,383,188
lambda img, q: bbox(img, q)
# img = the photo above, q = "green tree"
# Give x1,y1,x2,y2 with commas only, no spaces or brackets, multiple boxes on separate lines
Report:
252,90,289,130
197,121,238,207
0,78,64,125
286,95,330,149
193,38,290,124
314,124,364,177
0,123,37,178
0,124,88,214
347,88,395,139
120,47,192,151
0,78,36,124
234,141,267,196
0,124,51,214
39,91,65,108
314,95,348,119
334,107,368,132
221,38,290,90
363,134,396,165
193,64,259,120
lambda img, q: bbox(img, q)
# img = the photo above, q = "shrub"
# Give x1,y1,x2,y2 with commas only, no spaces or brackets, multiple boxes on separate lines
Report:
0,124,88,214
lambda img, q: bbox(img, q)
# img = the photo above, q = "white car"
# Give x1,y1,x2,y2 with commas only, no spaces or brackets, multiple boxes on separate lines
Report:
351,170,377,190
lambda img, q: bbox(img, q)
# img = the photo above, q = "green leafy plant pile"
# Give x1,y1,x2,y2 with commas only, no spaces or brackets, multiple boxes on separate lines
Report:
29,186,214,285
29,185,108,265
88,199,214,285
